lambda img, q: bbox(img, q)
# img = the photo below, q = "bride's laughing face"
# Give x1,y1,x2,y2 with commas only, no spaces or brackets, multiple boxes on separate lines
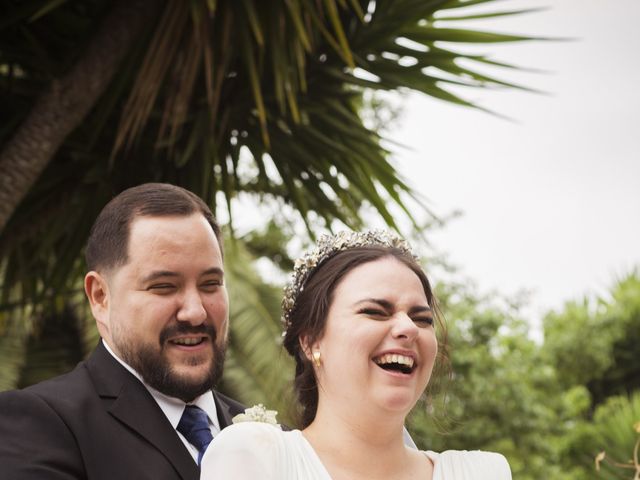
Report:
311,256,438,416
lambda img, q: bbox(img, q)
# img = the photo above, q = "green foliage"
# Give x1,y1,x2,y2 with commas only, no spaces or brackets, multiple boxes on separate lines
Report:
588,274,640,405
408,279,588,480
543,271,640,406
0,309,28,390
538,273,640,479
573,393,640,479
543,298,616,389
219,237,297,425
0,291,98,391
239,220,296,273
16,304,86,388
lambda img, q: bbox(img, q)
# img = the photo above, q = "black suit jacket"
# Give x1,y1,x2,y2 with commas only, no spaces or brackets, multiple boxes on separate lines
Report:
0,342,245,479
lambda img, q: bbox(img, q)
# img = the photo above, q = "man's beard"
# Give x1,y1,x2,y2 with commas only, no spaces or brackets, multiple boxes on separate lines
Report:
117,323,226,402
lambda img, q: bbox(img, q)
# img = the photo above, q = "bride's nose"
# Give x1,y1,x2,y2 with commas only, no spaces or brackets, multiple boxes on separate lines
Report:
391,312,419,341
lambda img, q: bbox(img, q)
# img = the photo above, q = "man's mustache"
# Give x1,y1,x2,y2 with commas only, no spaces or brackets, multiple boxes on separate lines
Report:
159,323,217,345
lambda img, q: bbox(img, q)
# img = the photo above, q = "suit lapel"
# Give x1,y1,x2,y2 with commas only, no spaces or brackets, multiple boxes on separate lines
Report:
109,383,199,479
86,343,199,480
213,390,236,429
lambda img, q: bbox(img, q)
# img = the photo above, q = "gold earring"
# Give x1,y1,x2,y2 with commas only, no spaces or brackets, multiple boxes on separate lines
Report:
312,350,321,368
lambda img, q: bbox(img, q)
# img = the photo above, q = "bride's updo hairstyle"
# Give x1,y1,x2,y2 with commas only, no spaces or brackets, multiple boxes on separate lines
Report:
282,231,446,428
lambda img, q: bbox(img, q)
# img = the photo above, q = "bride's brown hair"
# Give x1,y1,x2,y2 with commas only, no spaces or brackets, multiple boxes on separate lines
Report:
282,245,448,428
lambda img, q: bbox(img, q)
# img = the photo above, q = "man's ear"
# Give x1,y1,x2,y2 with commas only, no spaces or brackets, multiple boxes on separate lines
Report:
84,271,110,335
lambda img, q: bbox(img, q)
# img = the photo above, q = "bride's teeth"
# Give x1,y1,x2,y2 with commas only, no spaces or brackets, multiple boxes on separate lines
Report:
374,354,414,368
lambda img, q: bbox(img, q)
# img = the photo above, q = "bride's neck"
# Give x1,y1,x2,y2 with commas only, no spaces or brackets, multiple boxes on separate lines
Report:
306,400,405,444
302,401,414,479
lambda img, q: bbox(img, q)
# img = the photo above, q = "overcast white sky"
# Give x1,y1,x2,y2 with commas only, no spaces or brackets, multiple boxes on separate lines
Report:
390,0,640,325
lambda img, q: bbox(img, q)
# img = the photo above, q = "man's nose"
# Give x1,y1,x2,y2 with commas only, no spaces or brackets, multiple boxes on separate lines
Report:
176,288,207,324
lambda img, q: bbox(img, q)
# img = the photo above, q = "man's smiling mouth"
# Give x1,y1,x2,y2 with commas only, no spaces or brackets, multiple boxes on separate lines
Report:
169,336,207,347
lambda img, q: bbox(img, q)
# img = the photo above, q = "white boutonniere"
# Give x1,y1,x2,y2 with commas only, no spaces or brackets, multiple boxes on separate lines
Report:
232,404,281,428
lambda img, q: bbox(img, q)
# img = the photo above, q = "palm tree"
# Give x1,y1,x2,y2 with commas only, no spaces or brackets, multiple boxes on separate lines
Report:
0,0,537,393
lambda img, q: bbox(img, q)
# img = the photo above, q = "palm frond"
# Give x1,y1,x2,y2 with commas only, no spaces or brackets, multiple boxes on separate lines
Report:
0,0,539,314
219,238,297,424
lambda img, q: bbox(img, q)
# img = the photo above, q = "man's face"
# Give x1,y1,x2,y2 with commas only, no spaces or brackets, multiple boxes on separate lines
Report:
87,213,229,402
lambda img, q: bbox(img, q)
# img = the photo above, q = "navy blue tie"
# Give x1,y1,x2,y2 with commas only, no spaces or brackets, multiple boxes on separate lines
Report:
177,405,213,466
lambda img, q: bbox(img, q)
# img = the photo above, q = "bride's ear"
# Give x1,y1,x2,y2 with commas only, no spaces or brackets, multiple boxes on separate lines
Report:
299,335,317,362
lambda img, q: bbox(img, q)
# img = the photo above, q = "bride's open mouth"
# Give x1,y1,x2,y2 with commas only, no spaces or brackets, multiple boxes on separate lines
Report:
372,353,417,375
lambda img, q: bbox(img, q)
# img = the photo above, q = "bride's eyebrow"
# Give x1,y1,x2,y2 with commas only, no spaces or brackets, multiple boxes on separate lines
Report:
409,306,432,315
354,298,393,310
354,299,431,313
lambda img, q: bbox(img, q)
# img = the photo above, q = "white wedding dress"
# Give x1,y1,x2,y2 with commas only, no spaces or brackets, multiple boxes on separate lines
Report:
201,422,512,479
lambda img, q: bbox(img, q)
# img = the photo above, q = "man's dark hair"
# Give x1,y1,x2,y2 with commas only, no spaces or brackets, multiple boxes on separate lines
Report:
85,183,222,272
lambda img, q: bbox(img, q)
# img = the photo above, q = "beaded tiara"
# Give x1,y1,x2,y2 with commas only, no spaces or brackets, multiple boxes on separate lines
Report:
281,229,417,331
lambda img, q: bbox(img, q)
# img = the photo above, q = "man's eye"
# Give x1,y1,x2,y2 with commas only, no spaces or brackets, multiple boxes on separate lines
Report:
201,280,222,290
148,284,174,291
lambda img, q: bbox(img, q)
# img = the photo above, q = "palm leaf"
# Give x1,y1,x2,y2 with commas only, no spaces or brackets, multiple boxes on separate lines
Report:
220,238,296,424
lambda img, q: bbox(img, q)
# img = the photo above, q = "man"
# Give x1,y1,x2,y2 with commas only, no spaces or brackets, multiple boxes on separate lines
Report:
0,183,244,479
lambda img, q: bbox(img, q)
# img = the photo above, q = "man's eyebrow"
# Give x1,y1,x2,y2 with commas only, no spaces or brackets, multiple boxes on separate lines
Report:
141,271,179,283
202,267,224,277
141,268,224,283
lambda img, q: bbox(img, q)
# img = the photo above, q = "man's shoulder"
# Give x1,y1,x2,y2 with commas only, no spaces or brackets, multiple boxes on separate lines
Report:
213,389,245,412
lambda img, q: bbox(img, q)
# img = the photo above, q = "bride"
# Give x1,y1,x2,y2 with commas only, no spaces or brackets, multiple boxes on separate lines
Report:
201,230,511,479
